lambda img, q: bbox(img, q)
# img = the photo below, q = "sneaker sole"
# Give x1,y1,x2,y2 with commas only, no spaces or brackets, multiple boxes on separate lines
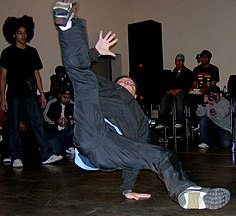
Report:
178,188,230,210
12,164,23,168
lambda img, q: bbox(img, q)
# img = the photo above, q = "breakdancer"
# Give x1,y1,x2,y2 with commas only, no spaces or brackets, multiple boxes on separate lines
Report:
54,1,230,209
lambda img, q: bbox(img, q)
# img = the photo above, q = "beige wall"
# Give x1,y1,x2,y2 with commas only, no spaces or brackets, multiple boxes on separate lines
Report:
1,0,236,90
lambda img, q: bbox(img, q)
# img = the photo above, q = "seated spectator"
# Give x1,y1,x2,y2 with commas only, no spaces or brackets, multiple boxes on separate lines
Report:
54,65,72,86
0,109,11,164
156,54,193,129
192,50,219,94
196,85,232,149
189,50,220,128
43,84,74,155
44,74,62,102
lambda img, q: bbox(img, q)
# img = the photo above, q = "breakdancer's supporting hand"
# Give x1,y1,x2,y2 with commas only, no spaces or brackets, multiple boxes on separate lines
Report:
124,192,151,200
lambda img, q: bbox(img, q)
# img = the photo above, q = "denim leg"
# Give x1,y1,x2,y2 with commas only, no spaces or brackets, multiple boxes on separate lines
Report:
219,129,232,148
160,94,173,124
7,98,24,161
63,125,74,150
175,91,185,125
199,116,211,145
1,122,11,158
24,96,52,161
47,126,74,155
47,134,62,155
188,95,202,127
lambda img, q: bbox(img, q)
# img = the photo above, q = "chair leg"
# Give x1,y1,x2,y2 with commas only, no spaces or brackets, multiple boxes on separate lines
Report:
164,127,168,148
172,102,177,151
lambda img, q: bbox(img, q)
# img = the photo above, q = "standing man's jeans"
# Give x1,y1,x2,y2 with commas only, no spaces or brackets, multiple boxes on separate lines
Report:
200,116,232,148
47,125,74,155
7,96,52,162
160,91,185,125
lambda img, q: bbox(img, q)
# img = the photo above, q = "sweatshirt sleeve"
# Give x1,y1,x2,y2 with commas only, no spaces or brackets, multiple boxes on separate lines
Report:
196,104,207,117
120,169,139,195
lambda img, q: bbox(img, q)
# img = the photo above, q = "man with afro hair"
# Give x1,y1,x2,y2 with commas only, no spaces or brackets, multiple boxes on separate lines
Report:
0,15,63,168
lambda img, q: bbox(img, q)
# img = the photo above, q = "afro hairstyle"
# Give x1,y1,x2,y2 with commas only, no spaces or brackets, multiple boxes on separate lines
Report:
2,15,35,44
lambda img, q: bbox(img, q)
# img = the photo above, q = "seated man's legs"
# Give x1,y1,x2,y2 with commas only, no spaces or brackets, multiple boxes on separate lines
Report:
63,125,74,153
188,95,202,128
199,116,211,147
47,133,62,155
175,91,185,126
158,94,173,126
219,128,232,148
200,116,232,148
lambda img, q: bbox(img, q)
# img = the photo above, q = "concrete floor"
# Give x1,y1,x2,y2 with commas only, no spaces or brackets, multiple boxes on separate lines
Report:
0,145,236,216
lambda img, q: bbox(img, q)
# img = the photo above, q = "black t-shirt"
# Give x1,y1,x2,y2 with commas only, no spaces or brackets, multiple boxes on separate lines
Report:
0,44,43,98
193,64,220,88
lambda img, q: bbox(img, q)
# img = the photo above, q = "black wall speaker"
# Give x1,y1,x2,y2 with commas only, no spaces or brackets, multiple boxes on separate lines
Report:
228,75,236,100
92,54,122,81
128,20,163,106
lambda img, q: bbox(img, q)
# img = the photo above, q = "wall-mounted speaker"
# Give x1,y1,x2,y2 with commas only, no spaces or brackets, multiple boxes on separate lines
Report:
128,20,163,106
228,75,236,100
92,54,122,81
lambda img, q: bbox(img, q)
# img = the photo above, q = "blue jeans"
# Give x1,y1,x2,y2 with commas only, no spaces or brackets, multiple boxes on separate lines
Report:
160,91,185,125
7,96,52,161
47,125,74,155
199,116,232,148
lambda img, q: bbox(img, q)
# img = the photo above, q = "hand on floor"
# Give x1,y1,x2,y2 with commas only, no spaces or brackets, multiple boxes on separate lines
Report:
124,192,151,200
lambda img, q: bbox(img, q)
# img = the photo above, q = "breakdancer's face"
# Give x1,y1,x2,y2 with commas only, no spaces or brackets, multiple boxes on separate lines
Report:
116,77,137,98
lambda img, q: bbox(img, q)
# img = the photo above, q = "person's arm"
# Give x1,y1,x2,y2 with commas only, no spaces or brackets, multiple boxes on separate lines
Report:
210,80,217,86
34,70,47,108
120,169,151,200
0,67,8,112
192,81,198,89
138,112,149,143
43,98,57,125
192,69,198,89
196,95,208,117
196,104,207,117
210,65,220,86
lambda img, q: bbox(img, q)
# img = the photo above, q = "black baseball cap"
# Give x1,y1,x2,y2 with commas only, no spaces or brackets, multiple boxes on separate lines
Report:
200,50,212,59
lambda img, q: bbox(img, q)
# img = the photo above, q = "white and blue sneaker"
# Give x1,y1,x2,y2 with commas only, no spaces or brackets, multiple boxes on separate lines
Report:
178,186,230,210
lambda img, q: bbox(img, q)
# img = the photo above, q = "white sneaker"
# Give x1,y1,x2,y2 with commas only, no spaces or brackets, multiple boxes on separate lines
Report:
12,159,23,168
65,147,75,155
174,123,183,129
155,124,166,130
178,186,230,209
198,143,209,149
42,155,63,165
